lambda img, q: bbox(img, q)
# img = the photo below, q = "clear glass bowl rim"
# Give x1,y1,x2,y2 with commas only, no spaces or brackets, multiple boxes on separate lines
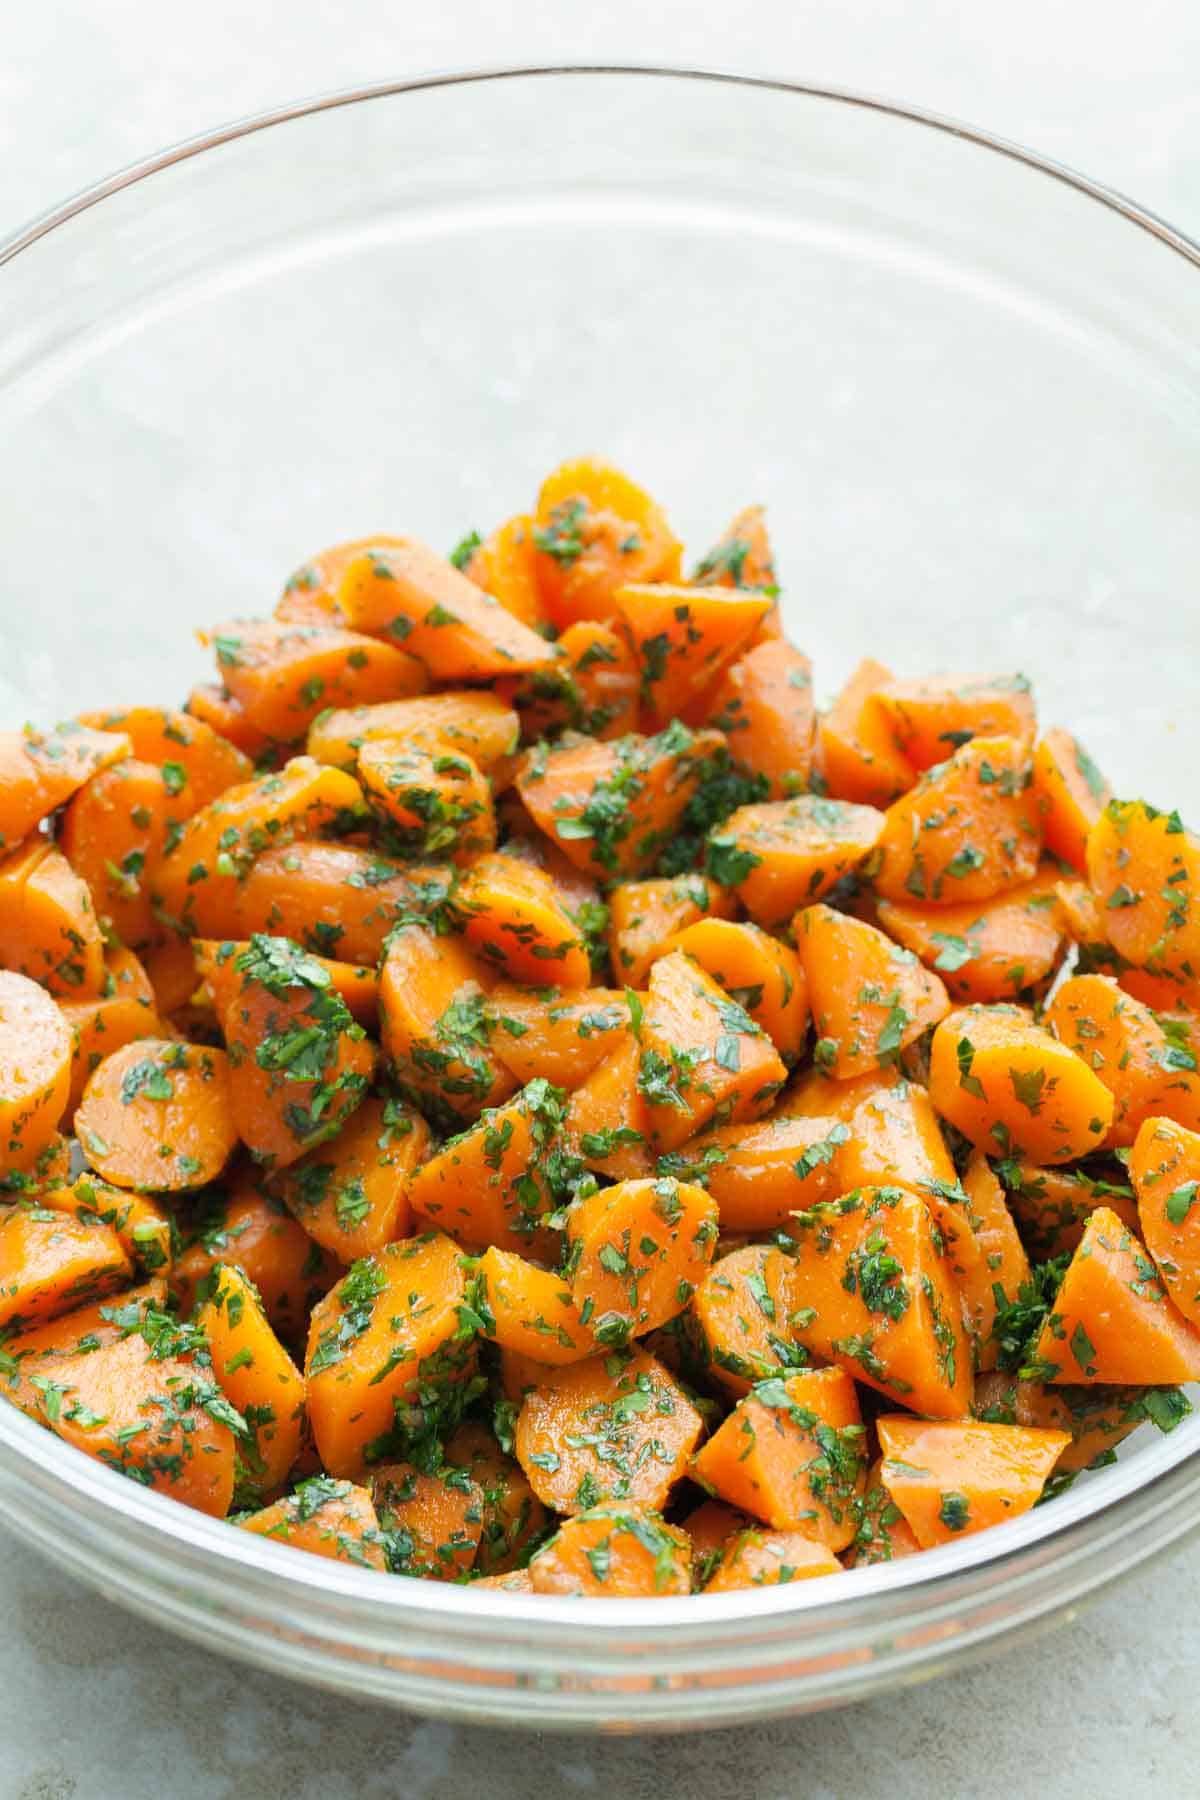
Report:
2,63,1200,1724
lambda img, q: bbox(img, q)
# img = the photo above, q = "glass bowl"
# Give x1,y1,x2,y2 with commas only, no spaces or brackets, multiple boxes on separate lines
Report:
2,65,1199,1732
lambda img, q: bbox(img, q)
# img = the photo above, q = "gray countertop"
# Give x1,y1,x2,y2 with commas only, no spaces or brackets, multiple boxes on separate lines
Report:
3,5,1199,1794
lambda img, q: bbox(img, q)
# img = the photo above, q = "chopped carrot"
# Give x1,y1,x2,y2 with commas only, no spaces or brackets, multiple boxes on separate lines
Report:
0,722,131,851
1030,1205,1200,1384
0,837,106,998
498,620,640,742
614,581,772,726
207,618,427,743
707,640,815,798
486,985,631,1091
476,1245,596,1363
1130,1115,1200,1329
665,918,808,1063
691,505,777,594
874,735,1042,906
686,1112,847,1231
514,1345,702,1513
1045,972,1200,1146
704,1528,841,1591
876,1415,1067,1547
356,735,496,861
307,689,519,774
692,1367,865,1549
240,1477,386,1566
337,539,556,680
231,842,450,963
876,867,1065,1004
794,904,949,1080
445,1418,550,1574
691,1245,806,1393
843,1459,923,1566
406,1080,563,1259
0,1201,131,1331
456,852,591,988
996,1158,1138,1259
371,1460,485,1578
564,1175,718,1343
1033,729,1110,870
563,1031,655,1181
75,1037,237,1191
461,513,546,629
1086,799,1200,979
0,970,73,1174
77,704,253,804
959,1153,1030,1368
973,1372,1161,1474
531,458,682,630
173,1172,338,1343
608,874,735,988
875,674,1036,772
816,658,915,808
184,684,274,761
195,1261,306,1496
57,947,161,1116
928,1004,1114,1164
789,1186,973,1416
268,1096,429,1262
379,924,515,1123
712,796,886,927
529,1504,691,1596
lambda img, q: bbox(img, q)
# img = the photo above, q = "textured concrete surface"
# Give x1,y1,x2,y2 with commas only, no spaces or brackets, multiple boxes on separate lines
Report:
3,4,1200,1794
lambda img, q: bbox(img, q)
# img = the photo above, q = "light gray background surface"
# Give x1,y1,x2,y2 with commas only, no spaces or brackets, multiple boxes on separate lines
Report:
3,5,1199,1795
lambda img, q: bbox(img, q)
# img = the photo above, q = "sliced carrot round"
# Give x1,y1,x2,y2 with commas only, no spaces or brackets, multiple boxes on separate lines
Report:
75,1037,238,1190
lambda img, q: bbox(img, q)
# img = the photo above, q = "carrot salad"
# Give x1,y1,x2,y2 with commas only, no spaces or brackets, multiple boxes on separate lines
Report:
0,456,1197,1598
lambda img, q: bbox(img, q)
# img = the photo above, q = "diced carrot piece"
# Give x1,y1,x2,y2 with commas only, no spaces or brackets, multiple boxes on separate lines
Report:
563,1031,655,1180
843,1459,923,1566
174,1172,338,1343
789,1186,973,1416
517,726,724,880
876,674,1036,772
184,684,274,760
691,505,778,593
876,867,1065,1004
371,1460,485,1578
1086,799,1200,980
208,936,374,1173
143,935,202,1018
356,736,493,863
77,705,253,805
1054,877,1110,961
477,1244,596,1363
614,582,771,726
60,760,175,952
268,1096,428,1262
75,1037,237,1191
0,971,73,1174
704,1528,841,1591
928,1004,1114,1164
275,535,412,623
471,1569,535,1592
1130,1115,1200,1329
379,925,515,1123
307,690,519,774
1119,968,1200,1014
195,1261,306,1496
0,1278,167,1399
0,837,105,998
692,1366,865,1549
0,723,132,852
305,1232,475,1477
40,1177,173,1279
665,918,808,1063
487,985,631,1091
531,458,683,631
997,1158,1139,1258
1,1134,72,1197
153,756,365,937
876,1415,1067,1547
232,842,450,963
498,620,640,742
712,796,886,927
514,1345,702,1513
688,1113,847,1231
816,658,916,808
195,937,377,1029
683,1497,749,1561
707,640,815,798
19,1319,238,1517
445,1418,550,1574
874,736,1042,906
639,950,788,1149
691,1244,806,1394
959,1153,1030,1369
240,1477,386,1566
337,539,556,679
462,513,546,629
1030,1205,1200,1383
828,1074,955,1198
0,1201,130,1331
973,1372,1161,1474
530,1504,692,1596
407,1081,562,1259
1033,728,1110,871
457,852,591,988
564,1175,718,1344
1045,973,1200,1146
794,904,949,1081
609,874,735,988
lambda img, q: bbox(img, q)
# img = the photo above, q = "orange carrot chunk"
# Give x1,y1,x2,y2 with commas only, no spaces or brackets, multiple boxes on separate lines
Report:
1029,1205,1200,1384
1033,729,1110,871
456,852,591,989
928,1004,1114,1164
476,1244,596,1364
564,1175,718,1343
1086,799,1200,980
77,704,253,804
875,674,1036,772
406,1081,563,1260
704,1528,841,1591
531,457,682,631
195,1261,306,1497
1045,973,1200,1147
446,1418,550,1575
529,1504,692,1597
686,1112,848,1232
843,1459,923,1567
379,924,515,1124
486,984,631,1091
816,658,915,808
608,874,735,988
873,735,1042,906
0,1202,130,1332
0,837,106,998
876,1415,1067,1547
231,842,451,964
876,867,1065,1005
240,1477,386,1567
337,538,556,679
75,1037,237,1191
708,640,815,799
268,1095,428,1262
173,1172,338,1343
307,689,519,775
371,1460,485,1579
514,1345,702,1514
207,617,426,741
691,1245,807,1394
0,971,73,1174
794,903,950,1081
614,581,772,726
1130,1115,1200,1330
691,1366,865,1549
58,947,162,1117
0,722,131,850
665,917,809,1064
356,735,495,861
712,796,886,928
